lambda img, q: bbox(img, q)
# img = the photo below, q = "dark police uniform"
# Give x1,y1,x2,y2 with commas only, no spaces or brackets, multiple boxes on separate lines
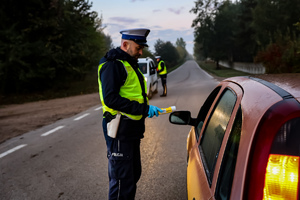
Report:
98,38,150,199
156,57,167,97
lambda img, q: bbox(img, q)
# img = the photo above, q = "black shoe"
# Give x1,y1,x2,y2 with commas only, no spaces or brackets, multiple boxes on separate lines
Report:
160,94,167,97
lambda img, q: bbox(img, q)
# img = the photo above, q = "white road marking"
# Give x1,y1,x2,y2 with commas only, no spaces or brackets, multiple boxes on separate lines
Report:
74,113,90,121
0,144,27,159
2,108,101,158
41,126,65,137
94,106,102,111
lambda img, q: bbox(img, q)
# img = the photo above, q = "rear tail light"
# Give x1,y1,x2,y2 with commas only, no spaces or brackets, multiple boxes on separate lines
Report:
263,154,299,199
245,100,300,200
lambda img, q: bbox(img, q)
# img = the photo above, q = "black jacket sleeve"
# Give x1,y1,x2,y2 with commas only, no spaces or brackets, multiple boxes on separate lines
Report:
100,60,149,117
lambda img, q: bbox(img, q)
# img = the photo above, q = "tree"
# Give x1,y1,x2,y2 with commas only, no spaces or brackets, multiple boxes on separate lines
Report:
176,37,188,63
255,29,300,73
191,0,238,69
154,39,179,68
252,0,300,49
104,34,114,50
193,16,214,60
191,0,300,73
193,41,205,61
234,0,257,62
140,48,155,59
176,37,186,49
252,0,300,73
213,1,238,67
190,0,220,28
153,39,165,55
0,0,111,95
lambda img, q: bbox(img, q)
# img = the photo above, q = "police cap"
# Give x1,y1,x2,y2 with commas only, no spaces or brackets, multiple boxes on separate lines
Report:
120,28,150,47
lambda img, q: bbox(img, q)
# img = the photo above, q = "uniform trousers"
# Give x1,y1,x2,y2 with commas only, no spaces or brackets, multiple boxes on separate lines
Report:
103,119,142,200
160,74,167,95
107,139,141,200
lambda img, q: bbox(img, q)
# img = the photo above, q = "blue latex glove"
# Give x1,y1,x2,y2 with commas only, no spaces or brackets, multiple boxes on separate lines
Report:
148,105,163,118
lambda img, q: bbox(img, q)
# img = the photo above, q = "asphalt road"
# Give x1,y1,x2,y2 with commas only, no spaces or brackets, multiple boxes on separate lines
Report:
0,60,219,200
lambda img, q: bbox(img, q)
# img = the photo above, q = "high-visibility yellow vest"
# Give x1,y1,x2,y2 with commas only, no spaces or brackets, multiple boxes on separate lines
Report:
158,60,167,75
98,60,148,120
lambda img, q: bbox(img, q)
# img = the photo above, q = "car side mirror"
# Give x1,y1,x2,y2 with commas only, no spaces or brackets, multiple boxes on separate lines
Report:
169,111,197,126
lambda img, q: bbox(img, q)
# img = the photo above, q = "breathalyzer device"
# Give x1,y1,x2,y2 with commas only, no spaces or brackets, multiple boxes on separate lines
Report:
159,106,176,115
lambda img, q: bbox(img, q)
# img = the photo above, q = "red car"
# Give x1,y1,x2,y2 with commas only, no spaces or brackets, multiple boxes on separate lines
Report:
169,74,300,200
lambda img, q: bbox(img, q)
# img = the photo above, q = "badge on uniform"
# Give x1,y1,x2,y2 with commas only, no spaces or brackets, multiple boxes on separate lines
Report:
107,112,121,138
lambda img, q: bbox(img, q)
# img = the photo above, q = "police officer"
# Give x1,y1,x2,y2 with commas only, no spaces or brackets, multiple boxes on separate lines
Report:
98,28,162,200
156,56,167,97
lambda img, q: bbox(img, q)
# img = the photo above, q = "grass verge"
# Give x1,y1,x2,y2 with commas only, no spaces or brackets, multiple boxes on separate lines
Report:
197,61,250,78
0,73,99,105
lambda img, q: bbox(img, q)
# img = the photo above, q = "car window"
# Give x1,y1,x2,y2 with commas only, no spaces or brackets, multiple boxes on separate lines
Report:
195,86,221,140
150,61,155,75
215,106,242,200
199,89,237,185
138,62,147,74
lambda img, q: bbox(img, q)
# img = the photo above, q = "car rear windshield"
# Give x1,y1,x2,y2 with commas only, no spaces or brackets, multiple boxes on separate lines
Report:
270,117,300,156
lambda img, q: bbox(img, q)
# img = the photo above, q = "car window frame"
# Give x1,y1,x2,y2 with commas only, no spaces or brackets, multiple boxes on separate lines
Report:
184,82,243,200
194,82,243,192
195,86,222,141
215,105,243,200
149,61,155,75
199,88,238,185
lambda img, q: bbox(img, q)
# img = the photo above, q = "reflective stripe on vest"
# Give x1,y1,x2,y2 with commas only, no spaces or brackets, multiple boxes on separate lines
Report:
158,60,167,75
98,59,148,120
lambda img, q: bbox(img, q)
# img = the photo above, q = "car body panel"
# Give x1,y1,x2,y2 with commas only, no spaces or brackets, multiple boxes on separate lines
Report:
186,81,243,200
187,130,213,199
228,77,283,199
138,57,158,98
175,74,300,200
254,74,300,102
245,98,300,199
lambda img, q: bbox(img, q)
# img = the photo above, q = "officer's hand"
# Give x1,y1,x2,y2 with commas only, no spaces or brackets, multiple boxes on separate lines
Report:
148,105,163,118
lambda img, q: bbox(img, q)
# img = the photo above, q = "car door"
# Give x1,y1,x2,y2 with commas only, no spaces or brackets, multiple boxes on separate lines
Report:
187,82,243,200
149,61,157,92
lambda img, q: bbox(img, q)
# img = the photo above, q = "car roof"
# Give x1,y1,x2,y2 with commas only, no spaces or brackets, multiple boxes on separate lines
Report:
225,74,300,103
253,74,300,102
138,57,153,63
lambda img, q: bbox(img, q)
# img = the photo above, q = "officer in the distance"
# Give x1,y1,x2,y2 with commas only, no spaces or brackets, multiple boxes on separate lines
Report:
156,56,167,97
